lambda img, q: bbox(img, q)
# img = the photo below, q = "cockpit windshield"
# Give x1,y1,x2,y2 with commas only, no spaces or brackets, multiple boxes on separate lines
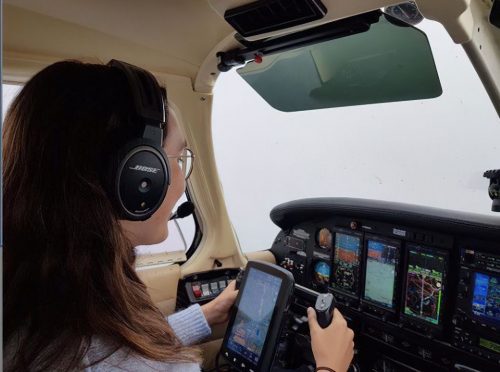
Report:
213,19,500,253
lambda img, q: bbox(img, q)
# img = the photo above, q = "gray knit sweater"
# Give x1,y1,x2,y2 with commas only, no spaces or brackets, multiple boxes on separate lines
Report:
82,304,211,371
5,304,211,371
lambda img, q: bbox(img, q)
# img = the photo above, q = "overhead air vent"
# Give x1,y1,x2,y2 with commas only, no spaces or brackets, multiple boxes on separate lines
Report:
224,0,327,38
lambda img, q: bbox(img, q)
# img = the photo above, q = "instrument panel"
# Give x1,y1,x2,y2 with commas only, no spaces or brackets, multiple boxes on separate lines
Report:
270,198,500,371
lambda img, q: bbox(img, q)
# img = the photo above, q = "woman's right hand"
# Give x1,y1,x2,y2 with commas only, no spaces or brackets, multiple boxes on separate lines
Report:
307,307,355,372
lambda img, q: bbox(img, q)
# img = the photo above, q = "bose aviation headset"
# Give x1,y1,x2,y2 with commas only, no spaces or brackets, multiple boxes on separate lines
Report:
104,59,170,221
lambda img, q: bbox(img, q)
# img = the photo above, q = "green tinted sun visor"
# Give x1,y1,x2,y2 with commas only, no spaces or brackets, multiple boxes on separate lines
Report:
236,14,442,112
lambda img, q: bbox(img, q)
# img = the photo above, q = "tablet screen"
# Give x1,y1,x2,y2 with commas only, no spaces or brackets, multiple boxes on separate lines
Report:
226,267,283,365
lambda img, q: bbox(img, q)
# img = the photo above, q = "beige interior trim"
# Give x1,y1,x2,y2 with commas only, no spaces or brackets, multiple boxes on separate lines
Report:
135,251,187,268
150,72,248,276
137,264,182,316
3,4,192,78
417,0,473,43
194,32,242,93
3,1,233,80
3,51,81,83
462,0,500,115
245,250,277,264
199,339,223,370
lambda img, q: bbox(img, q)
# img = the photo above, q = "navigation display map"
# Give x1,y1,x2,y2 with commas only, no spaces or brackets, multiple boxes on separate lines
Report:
472,272,500,326
333,233,361,294
227,268,282,365
404,248,446,325
364,240,399,308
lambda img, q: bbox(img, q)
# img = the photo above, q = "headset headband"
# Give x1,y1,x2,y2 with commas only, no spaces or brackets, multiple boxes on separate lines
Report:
108,59,166,129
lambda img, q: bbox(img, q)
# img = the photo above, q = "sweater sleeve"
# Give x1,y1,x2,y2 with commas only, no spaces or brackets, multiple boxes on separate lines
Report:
167,304,211,346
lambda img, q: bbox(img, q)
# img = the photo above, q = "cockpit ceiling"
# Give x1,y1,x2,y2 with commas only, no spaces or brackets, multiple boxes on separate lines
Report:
3,0,233,80
1,0,487,83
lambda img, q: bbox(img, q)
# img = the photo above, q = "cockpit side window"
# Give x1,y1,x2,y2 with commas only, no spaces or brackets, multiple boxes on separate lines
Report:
2,84,22,123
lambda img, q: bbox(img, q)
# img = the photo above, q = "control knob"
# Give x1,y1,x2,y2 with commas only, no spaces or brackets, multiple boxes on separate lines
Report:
315,293,336,328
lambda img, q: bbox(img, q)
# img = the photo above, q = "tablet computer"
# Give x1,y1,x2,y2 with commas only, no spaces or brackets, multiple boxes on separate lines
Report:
220,260,295,372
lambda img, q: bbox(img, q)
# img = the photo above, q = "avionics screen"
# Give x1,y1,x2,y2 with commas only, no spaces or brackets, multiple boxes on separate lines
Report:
404,247,446,325
364,240,399,308
313,260,331,287
472,272,500,326
333,233,361,294
480,338,500,354
226,267,282,365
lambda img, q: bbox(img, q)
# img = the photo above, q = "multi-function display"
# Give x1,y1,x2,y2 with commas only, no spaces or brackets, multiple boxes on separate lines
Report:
472,272,500,326
404,246,446,325
332,232,361,294
364,239,399,309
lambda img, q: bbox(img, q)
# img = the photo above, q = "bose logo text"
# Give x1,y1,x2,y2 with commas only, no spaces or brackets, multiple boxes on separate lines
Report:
129,165,160,174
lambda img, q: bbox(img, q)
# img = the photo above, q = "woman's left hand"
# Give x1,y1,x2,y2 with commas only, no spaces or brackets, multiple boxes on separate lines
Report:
201,280,238,326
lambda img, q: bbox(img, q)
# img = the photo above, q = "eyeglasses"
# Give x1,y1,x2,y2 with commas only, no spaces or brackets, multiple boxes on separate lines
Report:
167,148,195,180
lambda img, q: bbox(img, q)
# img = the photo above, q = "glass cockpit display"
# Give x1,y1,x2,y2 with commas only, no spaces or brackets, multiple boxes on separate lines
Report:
333,232,361,294
363,239,399,309
226,267,282,364
404,246,446,325
317,228,333,250
472,272,500,326
313,260,331,286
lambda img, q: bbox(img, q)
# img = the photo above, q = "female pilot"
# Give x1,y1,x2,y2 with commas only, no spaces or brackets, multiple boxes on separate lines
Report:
3,60,354,371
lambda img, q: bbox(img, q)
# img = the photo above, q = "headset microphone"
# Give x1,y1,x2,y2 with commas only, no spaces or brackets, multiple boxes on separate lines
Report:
169,201,195,220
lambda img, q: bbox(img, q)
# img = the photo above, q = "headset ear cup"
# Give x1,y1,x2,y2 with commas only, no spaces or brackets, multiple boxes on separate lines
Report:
107,139,169,221
104,60,169,221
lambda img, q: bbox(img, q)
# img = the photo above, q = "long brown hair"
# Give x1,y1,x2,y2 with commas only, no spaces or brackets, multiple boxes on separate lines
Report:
3,61,200,371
